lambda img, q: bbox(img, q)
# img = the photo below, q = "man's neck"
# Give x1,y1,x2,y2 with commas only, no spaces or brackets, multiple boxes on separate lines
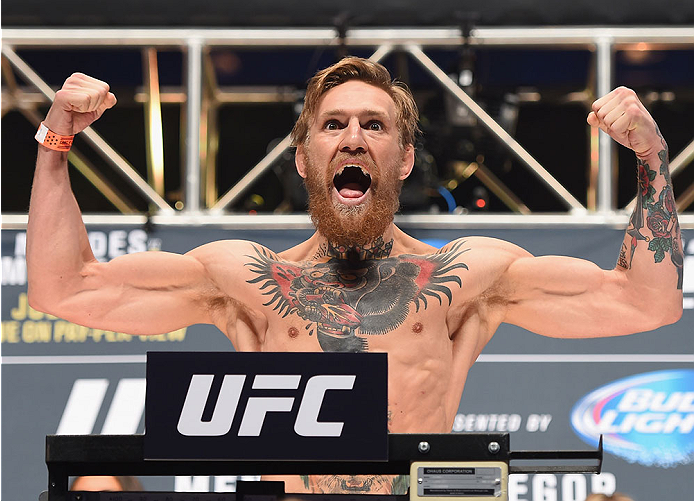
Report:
329,236,394,261
313,235,394,261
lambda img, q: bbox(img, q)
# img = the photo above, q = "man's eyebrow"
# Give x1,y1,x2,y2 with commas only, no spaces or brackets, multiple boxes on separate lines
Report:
320,109,390,119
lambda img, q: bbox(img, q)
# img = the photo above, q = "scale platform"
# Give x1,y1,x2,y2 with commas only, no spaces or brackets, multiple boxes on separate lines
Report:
44,433,602,501
45,353,602,500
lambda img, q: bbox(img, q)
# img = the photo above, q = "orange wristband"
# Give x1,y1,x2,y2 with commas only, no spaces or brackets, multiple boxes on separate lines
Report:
35,122,74,152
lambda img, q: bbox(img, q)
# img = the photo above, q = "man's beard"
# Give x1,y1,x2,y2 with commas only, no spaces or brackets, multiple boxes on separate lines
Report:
303,151,403,248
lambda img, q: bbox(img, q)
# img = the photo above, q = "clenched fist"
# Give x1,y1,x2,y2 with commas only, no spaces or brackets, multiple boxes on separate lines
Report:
587,86,665,159
43,73,117,137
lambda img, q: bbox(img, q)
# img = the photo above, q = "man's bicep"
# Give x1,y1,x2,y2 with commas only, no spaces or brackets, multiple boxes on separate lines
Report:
54,249,228,334
500,254,651,338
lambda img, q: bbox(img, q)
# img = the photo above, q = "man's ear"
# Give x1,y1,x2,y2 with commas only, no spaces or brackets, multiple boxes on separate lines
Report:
398,144,415,180
295,144,307,178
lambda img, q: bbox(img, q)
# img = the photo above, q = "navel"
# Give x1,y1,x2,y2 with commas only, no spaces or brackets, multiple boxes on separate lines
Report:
288,327,299,339
412,322,423,334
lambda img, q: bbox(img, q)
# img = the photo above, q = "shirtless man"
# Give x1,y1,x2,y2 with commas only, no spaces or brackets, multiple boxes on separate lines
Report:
27,57,683,494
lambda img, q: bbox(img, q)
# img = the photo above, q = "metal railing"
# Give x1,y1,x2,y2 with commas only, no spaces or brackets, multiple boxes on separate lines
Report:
2,26,694,228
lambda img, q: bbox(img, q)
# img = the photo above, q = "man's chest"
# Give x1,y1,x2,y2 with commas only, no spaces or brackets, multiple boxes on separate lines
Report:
241,244,473,352
261,306,450,354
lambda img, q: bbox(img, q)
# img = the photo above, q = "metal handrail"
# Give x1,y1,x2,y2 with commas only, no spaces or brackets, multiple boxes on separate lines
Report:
3,26,694,47
3,212,694,230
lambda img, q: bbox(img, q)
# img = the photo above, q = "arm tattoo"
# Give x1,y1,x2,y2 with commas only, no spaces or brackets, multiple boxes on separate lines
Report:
245,240,469,352
620,137,684,289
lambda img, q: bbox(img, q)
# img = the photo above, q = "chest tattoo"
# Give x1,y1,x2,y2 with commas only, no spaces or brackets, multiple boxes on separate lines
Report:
245,240,469,352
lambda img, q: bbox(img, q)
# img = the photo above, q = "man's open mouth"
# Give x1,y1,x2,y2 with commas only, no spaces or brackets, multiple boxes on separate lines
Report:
333,165,372,200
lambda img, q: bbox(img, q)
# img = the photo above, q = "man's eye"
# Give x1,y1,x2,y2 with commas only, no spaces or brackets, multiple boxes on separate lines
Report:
366,121,383,131
324,121,341,130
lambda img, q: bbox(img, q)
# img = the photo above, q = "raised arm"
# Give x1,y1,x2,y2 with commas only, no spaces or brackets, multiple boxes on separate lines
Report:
589,87,684,291
26,74,233,335
497,87,683,338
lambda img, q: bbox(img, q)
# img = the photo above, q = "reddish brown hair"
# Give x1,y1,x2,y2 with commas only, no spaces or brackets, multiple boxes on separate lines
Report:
291,56,419,148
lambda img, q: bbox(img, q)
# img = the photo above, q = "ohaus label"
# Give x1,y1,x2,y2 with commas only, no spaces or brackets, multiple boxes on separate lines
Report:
571,369,694,467
145,352,388,461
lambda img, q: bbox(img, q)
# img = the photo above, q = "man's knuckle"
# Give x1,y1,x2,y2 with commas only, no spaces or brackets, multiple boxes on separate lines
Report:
626,103,641,116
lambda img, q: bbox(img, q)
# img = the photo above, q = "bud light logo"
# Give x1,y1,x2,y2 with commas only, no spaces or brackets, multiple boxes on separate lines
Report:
571,369,694,468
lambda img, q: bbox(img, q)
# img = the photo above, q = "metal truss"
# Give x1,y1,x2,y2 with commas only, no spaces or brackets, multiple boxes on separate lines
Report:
2,26,694,228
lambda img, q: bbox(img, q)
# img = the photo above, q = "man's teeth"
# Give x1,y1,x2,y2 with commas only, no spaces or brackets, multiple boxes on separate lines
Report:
336,165,370,177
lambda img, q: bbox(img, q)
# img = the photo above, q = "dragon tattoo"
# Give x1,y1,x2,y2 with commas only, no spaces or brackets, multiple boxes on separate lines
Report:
245,240,469,352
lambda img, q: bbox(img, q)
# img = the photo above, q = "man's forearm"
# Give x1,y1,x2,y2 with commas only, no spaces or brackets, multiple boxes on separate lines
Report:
27,147,96,310
618,131,684,290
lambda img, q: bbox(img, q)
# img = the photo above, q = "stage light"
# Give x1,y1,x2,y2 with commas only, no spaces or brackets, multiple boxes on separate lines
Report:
470,186,489,211
244,194,265,212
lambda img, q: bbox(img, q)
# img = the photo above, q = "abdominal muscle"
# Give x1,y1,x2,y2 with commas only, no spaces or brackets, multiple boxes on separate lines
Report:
262,376,459,495
254,297,472,494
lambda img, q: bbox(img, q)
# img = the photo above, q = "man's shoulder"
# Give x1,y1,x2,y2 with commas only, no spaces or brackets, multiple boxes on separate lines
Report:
423,236,530,259
389,235,531,277
186,239,282,266
430,236,533,286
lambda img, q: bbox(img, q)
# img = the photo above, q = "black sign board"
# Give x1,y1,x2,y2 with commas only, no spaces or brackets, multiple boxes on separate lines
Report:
144,352,388,461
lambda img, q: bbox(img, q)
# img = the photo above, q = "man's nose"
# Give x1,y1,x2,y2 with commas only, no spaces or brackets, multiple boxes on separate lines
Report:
339,118,367,153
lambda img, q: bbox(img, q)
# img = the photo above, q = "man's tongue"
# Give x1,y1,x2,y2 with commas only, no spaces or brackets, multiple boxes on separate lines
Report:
339,182,365,198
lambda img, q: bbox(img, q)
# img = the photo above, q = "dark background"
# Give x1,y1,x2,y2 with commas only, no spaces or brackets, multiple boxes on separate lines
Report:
2,0,694,215
3,0,694,27
3,46,693,214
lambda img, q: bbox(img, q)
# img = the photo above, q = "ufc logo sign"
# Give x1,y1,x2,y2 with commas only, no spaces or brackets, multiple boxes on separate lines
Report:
145,352,387,461
177,374,355,437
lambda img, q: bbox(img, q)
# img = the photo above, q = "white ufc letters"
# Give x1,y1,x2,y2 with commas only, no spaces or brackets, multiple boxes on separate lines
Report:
177,375,245,436
295,375,355,436
176,374,355,437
